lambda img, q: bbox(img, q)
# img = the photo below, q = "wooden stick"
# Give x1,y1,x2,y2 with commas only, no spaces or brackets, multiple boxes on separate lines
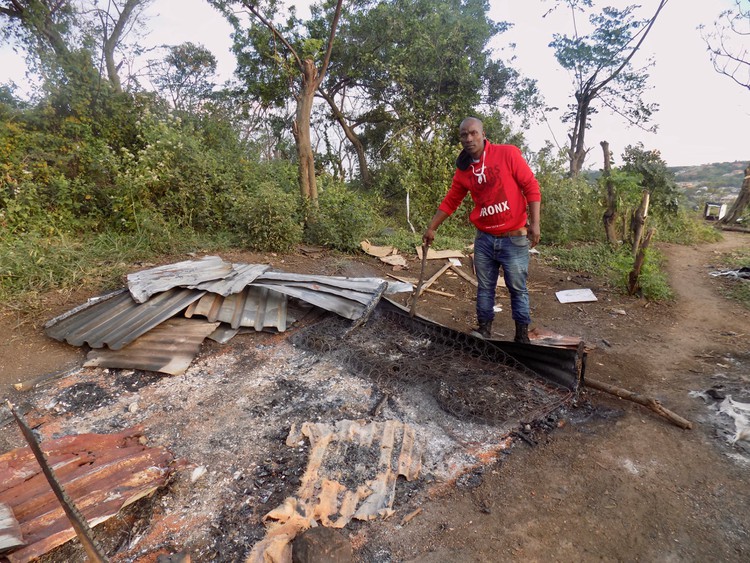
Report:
584,377,692,429
400,507,423,526
449,264,478,287
386,274,454,297
418,262,452,297
410,243,429,317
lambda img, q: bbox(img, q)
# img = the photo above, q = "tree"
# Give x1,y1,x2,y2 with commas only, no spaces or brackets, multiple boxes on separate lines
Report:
621,142,681,215
316,0,526,188
211,0,343,203
151,42,218,112
548,0,669,176
95,0,152,93
701,1,749,225
701,0,750,91
0,0,150,93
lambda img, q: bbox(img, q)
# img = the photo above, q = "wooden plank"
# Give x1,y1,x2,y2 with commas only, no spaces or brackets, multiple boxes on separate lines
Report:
417,262,452,297
386,274,454,297
449,265,478,287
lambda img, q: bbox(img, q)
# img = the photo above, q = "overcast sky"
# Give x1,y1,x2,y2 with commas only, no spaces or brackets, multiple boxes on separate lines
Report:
1,0,748,168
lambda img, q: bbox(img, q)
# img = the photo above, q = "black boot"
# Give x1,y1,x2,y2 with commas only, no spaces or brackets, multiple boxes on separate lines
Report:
514,321,530,344
471,320,492,339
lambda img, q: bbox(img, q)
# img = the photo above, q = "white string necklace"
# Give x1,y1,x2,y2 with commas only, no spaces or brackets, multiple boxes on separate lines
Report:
470,150,486,184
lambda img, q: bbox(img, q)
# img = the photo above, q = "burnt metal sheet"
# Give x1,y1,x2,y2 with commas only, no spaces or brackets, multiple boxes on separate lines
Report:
84,317,220,375
0,428,175,563
381,298,585,393
193,263,270,296
127,255,233,303
44,288,205,350
185,286,288,330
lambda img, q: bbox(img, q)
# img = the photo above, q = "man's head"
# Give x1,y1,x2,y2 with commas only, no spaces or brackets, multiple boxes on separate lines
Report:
459,117,485,159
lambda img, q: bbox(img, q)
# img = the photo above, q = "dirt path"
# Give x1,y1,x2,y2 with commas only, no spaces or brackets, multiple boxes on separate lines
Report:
653,232,748,373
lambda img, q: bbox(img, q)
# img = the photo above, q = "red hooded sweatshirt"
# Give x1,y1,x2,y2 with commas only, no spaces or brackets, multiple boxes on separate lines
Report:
438,142,541,235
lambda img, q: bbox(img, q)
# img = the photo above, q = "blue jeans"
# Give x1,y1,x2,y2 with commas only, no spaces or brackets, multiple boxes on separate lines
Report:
473,230,531,325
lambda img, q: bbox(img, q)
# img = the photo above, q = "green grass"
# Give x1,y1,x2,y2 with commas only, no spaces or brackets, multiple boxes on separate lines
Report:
0,226,237,311
541,242,673,300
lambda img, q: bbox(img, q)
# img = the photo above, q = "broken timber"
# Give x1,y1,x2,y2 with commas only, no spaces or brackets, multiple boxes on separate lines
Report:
584,377,692,429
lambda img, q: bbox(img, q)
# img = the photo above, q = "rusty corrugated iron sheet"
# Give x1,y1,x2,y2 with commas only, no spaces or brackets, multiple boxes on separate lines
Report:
185,286,288,330
0,428,175,563
44,288,205,350
248,419,422,561
127,255,234,303
84,318,220,375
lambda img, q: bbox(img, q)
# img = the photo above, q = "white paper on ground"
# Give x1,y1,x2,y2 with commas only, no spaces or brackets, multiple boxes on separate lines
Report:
555,288,598,303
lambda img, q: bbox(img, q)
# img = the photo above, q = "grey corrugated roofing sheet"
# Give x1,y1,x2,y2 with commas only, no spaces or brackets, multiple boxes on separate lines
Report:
185,286,289,331
193,263,270,296
127,255,234,303
44,288,205,350
45,260,406,374
84,318,220,375
253,272,394,320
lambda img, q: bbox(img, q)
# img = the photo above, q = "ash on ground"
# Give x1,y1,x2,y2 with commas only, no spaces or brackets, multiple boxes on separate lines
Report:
1,308,574,561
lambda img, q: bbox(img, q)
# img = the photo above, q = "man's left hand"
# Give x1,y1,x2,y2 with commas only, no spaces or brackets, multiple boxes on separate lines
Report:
527,223,540,248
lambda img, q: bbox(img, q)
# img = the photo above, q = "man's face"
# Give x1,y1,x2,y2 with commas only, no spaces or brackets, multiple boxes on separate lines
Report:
459,120,484,158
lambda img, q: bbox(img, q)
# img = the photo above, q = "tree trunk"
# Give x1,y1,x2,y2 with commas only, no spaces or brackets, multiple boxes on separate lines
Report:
631,191,650,256
601,141,618,244
627,227,655,295
720,164,750,224
569,94,591,176
318,88,372,187
294,59,319,203
102,0,147,93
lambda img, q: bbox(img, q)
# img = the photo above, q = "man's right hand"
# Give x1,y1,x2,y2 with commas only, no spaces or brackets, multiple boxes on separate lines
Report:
422,228,435,246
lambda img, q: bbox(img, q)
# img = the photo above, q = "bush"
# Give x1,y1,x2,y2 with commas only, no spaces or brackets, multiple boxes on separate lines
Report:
226,182,303,253
304,180,381,251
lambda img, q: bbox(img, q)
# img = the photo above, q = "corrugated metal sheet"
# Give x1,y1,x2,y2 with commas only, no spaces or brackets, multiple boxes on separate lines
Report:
44,288,205,350
0,428,175,563
185,286,288,330
193,263,270,296
257,271,393,293
252,282,366,320
127,255,233,303
249,419,422,560
84,318,220,375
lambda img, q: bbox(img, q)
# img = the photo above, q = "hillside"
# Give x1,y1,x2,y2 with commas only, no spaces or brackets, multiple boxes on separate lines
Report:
670,160,747,188
669,160,747,208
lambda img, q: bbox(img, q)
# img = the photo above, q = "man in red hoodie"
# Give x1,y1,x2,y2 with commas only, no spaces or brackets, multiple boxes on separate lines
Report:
423,117,541,343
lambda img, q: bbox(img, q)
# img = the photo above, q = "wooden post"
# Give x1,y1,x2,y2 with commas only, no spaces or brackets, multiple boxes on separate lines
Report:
631,191,650,257
627,227,655,295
